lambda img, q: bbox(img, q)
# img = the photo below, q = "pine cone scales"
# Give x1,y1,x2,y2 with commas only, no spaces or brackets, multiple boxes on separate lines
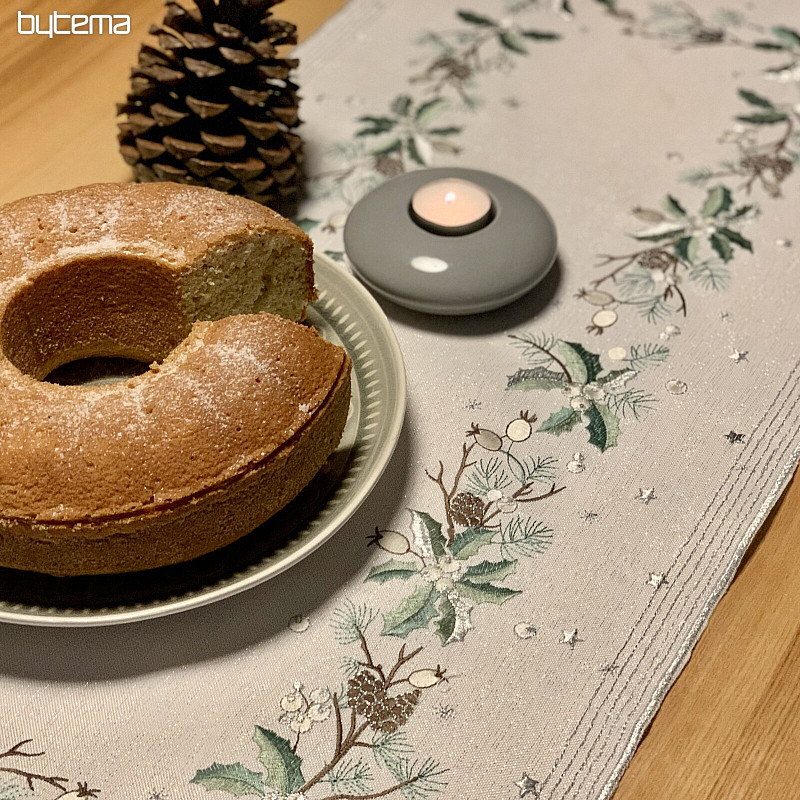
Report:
346,671,421,733
117,0,303,207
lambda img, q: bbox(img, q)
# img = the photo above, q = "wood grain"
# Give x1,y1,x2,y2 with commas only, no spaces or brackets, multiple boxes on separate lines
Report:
0,2,798,797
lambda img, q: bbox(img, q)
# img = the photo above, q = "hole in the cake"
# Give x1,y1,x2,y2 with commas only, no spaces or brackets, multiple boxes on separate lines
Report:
1,255,189,382
44,357,151,386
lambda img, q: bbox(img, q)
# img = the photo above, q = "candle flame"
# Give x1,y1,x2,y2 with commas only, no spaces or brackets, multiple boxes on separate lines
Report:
444,191,457,204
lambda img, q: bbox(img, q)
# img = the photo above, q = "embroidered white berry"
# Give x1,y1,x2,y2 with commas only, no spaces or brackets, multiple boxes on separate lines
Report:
570,396,592,411
608,346,627,360
468,424,503,451
307,702,331,722
496,495,518,513
280,692,304,712
289,713,313,733
514,622,537,639
440,556,463,575
408,666,447,689
567,453,586,473
592,309,618,328
582,383,605,401
505,411,536,442
435,576,455,592
579,289,615,306
287,615,309,633
562,382,584,398
665,379,688,395
367,527,410,555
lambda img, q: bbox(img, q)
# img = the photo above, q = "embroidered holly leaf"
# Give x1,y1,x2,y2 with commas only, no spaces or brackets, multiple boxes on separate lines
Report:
538,406,582,436
382,584,439,638
700,186,733,218
435,592,473,644
771,25,800,47
737,88,775,108
450,527,496,559
753,40,786,50
736,110,789,125
293,218,319,233
506,366,566,391
662,194,687,217
462,559,518,584
597,368,636,390
729,204,754,220
356,116,397,136
521,29,560,40
415,98,449,126
499,30,528,54
190,762,265,797
674,235,700,264
585,403,621,452
631,221,686,242
428,126,462,136
435,594,457,644
409,510,447,560
366,560,420,584
371,138,402,156
253,726,304,794
456,579,521,605
558,341,602,383
716,227,753,252
710,232,734,263
457,10,497,27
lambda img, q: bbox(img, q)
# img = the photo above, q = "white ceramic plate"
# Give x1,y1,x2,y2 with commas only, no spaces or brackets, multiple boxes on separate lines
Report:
0,254,406,626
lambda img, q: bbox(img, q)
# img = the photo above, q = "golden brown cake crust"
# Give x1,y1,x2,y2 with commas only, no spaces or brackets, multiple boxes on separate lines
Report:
0,183,351,576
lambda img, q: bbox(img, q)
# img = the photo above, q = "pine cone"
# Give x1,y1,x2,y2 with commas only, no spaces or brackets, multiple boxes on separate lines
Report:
451,492,486,528
346,671,383,717
638,250,674,271
346,670,421,732
117,0,303,209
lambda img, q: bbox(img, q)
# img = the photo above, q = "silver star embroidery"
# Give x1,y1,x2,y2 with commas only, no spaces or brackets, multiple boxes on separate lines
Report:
720,311,731,322
725,431,745,444
635,488,657,504
600,663,620,674
580,510,599,523
729,349,748,363
514,773,540,798
647,572,667,589
562,629,583,650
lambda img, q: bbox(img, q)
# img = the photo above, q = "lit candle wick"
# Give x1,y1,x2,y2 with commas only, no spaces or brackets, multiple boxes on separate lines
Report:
444,191,457,204
410,177,493,236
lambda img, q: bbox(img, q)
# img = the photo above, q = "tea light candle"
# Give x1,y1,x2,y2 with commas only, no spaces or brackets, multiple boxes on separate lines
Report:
410,178,493,236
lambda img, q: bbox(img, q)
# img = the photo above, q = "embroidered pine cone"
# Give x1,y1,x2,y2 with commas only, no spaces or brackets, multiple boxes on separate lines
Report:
638,250,674,271
346,671,421,733
450,491,486,528
117,0,303,208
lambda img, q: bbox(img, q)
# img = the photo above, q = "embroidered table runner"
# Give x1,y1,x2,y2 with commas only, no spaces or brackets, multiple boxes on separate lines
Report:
2,1,800,798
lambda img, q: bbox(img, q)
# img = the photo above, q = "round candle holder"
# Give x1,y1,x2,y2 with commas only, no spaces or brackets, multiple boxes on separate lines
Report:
343,167,558,315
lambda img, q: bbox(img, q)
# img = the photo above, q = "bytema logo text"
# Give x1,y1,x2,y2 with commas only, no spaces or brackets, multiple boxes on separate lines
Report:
18,11,131,36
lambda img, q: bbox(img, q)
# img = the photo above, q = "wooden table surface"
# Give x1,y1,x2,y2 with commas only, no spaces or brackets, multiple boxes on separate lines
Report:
1,2,798,797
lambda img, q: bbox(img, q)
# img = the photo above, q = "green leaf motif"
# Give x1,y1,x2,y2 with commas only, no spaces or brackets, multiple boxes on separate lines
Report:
499,30,528,54
538,406,582,436
382,584,439,638
716,227,753,253
356,116,397,136
736,110,789,125
405,136,425,166
560,341,602,383
674,235,700,264
435,594,456,644
700,186,733,218
710,232,734,263
456,579,521,605
409,510,448,559
427,126,462,136
506,366,565,391
752,41,787,51
462,559,518,584
521,29,560,40
737,88,775,108
662,194,687,217
253,727,304,794
190,762,265,797
585,402,621,452
772,25,800,47
457,10,496,26
415,97,449,126
365,559,419,584
450,527,495,560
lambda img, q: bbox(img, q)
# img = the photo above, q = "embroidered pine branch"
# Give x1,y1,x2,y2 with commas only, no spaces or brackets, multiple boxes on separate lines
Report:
425,442,476,541
507,334,572,381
